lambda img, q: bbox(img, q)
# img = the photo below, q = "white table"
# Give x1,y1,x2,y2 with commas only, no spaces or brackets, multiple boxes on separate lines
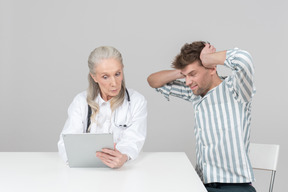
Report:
0,152,207,192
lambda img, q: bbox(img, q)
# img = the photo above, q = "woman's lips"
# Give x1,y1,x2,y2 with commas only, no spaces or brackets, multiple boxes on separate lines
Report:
111,89,118,93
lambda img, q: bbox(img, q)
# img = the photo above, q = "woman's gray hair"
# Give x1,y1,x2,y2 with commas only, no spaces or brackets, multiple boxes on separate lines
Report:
87,46,126,131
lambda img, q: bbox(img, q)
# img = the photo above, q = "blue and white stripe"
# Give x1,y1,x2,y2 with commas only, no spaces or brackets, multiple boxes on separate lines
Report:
156,48,256,184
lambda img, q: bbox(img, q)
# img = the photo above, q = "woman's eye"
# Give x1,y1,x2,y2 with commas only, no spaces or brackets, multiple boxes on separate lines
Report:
115,72,121,77
103,75,108,79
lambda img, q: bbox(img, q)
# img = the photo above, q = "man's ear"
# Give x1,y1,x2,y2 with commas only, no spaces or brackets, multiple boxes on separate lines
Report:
210,66,217,75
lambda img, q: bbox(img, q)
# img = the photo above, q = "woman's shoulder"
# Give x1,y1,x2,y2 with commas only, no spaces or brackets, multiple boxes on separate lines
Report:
66,91,88,115
126,88,146,103
72,90,88,104
126,88,147,112
127,88,147,105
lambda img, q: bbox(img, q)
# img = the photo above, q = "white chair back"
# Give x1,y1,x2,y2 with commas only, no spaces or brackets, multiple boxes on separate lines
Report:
249,143,280,192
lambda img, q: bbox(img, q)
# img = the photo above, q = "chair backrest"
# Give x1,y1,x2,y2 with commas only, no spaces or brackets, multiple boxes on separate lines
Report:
249,143,280,192
249,143,280,171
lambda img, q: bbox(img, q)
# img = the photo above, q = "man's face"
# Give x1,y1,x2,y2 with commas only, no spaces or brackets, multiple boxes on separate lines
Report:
181,61,214,97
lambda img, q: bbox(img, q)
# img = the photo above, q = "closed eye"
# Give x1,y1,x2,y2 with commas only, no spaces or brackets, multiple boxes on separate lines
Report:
188,72,196,77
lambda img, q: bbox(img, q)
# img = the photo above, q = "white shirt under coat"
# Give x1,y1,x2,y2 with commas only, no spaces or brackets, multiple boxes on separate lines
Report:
57,88,147,163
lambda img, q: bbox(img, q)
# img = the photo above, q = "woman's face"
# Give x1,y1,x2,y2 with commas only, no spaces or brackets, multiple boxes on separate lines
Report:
90,58,123,101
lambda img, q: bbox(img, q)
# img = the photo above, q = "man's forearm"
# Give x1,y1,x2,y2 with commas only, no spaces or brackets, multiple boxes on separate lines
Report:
200,50,227,68
147,70,183,88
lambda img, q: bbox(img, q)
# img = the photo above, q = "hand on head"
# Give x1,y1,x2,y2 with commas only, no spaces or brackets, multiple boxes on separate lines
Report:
200,43,217,68
201,43,216,56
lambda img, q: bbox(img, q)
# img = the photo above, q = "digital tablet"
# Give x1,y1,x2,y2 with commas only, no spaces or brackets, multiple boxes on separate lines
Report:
62,133,114,168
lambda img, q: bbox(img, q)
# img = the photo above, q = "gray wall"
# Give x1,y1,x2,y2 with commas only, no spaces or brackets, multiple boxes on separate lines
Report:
1,0,287,191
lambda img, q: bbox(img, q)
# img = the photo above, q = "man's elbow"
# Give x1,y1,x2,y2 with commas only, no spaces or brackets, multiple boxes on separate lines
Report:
147,75,161,88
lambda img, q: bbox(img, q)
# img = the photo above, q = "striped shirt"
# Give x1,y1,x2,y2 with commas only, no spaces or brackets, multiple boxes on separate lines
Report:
156,48,256,184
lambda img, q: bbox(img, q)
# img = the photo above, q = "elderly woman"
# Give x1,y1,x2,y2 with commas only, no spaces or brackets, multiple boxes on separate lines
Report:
58,46,147,168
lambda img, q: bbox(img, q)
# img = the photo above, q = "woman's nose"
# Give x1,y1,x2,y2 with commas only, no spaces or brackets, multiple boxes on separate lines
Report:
110,77,116,86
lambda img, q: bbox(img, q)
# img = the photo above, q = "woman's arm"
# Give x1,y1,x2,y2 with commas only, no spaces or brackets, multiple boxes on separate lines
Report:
96,90,147,168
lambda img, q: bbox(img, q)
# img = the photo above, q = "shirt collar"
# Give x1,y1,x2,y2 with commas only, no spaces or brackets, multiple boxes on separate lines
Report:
95,94,110,106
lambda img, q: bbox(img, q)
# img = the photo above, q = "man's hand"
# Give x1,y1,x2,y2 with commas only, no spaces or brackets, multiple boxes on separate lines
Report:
200,43,216,68
200,43,226,68
96,144,128,168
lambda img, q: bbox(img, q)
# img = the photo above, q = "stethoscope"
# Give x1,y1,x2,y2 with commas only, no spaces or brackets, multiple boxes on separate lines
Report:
86,89,132,133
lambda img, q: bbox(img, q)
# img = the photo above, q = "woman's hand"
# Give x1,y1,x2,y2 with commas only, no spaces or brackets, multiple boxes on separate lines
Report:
96,144,128,168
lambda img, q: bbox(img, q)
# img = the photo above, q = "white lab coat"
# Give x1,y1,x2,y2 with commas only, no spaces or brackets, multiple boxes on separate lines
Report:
57,88,147,162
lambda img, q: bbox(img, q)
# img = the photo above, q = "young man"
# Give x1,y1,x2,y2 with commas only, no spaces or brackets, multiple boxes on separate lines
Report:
147,41,256,192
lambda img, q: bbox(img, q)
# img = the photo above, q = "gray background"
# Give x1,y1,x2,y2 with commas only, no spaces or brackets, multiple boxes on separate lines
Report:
1,0,287,191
